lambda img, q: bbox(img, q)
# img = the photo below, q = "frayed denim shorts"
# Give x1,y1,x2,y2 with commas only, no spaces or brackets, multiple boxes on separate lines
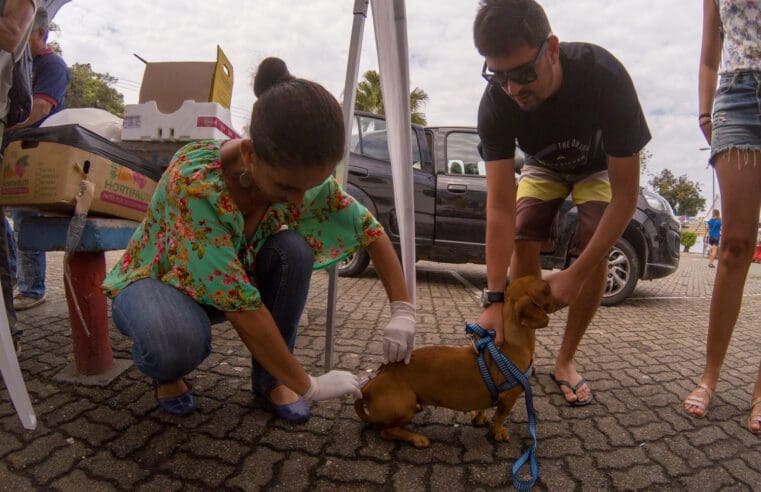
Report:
709,71,761,166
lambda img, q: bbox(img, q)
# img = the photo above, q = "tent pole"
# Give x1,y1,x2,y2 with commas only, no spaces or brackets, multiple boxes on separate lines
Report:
325,0,369,371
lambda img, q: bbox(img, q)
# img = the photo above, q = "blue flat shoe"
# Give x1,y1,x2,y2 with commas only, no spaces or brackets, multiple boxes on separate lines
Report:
154,380,196,416
255,387,311,424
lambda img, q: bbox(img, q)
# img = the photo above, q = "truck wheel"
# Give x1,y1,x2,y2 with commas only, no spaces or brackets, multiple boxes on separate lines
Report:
337,249,371,277
601,238,640,307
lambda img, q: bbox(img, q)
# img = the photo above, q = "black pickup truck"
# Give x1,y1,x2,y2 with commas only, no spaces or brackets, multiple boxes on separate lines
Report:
339,111,681,306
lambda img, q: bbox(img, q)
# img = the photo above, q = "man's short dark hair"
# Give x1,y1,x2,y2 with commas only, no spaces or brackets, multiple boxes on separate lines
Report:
473,0,552,57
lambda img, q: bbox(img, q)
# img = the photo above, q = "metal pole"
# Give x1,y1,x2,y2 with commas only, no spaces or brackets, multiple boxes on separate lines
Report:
325,0,369,371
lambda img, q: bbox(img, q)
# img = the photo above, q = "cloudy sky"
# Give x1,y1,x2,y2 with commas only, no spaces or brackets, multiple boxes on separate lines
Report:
52,0,716,204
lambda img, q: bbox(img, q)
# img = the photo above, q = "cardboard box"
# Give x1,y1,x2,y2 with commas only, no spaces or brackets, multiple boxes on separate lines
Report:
0,140,157,221
137,46,234,114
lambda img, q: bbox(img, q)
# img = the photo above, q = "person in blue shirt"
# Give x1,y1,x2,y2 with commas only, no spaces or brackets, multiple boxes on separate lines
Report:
6,6,70,311
705,209,721,268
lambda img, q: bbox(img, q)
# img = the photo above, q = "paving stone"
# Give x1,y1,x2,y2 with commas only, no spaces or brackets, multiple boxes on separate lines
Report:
225,446,283,490
28,440,93,485
178,433,248,464
643,441,691,477
6,432,67,470
269,452,319,491
679,466,736,490
50,470,116,491
391,463,428,491
316,457,390,485
133,474,185,492
430,463,464,491
593,446,651,470
81,450,150,489
258,428,325,454
106,419,162,458
0,460,35,490
159,451,234,488
468,462,511,488
132,426,189,467
60,419,118,447
0,430,23,458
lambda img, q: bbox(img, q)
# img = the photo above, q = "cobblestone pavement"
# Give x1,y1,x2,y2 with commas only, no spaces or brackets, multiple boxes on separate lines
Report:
1,252,760,490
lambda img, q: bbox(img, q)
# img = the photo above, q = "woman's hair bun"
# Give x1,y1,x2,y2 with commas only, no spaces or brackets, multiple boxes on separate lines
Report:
254,57,293,97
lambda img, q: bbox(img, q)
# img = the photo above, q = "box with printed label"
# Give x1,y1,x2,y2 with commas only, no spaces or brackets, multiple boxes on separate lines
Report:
136,45,234,113
0,140,157,221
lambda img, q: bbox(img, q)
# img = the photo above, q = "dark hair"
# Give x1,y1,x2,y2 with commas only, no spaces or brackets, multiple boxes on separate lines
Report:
249,57,345,170
473,0,551,57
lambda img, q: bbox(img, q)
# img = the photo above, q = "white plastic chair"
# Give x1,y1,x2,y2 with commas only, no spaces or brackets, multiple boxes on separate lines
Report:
0,304,36,430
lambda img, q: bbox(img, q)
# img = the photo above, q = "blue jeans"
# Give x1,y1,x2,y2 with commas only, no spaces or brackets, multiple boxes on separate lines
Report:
3,216,15,282
12,208,46,299
710,71,761,165
112,230,313,393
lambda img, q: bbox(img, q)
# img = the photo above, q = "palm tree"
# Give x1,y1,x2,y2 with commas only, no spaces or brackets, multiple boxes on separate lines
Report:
354,70,429,125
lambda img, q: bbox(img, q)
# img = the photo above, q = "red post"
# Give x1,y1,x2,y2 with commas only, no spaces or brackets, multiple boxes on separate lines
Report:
63,252,113,375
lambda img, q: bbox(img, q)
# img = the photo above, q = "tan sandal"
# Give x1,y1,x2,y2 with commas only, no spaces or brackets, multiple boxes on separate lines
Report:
749,397,761,435
684,383,714,419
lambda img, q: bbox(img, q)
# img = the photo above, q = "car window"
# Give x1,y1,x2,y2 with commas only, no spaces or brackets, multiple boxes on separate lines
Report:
446,132,486,177
353,114,422,169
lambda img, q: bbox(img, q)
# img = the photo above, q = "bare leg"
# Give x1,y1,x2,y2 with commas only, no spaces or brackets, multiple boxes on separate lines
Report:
708,244,718,267
553,258,607,403
510,240,542,280
685,150,761,417
156,380,189,398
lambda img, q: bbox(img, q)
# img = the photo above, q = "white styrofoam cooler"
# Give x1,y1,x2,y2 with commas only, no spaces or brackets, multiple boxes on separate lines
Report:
122,100,240,141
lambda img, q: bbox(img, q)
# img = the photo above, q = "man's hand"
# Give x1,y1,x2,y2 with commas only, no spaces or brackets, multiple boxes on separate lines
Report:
545,269,584,308
383,301,416,364
477,302,504,346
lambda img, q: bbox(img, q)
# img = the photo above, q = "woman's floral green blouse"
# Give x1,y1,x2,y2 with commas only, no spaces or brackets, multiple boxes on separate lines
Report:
102,140,384,312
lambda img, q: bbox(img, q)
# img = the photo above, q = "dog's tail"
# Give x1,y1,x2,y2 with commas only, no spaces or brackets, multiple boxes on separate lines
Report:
354,396,372,423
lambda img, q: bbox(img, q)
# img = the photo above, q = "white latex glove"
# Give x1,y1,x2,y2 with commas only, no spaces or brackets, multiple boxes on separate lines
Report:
383,301,416,364
302,371,362,402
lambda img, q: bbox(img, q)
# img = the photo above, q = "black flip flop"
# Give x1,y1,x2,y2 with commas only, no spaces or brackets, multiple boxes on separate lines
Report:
550,372,594,406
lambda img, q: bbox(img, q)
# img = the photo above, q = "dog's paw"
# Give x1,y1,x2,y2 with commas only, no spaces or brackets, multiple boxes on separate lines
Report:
410,435,431,448
471,411,489,427
492,426,510,442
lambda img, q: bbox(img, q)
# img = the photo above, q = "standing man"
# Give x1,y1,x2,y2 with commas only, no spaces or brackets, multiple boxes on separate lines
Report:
7,6,69,311
0,0,36,349
474,0,650,405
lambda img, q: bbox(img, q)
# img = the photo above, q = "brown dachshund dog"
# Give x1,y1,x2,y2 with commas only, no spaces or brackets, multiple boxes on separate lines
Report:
354,276,556,448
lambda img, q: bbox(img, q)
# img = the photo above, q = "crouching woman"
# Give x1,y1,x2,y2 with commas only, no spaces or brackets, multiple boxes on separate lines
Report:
102,57,416,423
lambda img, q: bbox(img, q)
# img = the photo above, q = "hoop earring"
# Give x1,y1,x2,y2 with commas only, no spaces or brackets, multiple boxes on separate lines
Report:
238,170,254,188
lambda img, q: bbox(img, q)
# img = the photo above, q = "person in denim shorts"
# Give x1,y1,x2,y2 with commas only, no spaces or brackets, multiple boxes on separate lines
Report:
474,0,650,406
684,0,761,435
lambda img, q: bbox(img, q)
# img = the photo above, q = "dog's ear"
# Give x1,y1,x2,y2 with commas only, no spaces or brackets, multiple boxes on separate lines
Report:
514,296,550,329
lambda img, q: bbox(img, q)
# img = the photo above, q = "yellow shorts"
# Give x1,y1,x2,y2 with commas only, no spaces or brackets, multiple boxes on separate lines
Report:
515,165,611,254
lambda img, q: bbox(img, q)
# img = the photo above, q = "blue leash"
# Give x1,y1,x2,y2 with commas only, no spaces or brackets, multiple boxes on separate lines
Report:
465,323,539,491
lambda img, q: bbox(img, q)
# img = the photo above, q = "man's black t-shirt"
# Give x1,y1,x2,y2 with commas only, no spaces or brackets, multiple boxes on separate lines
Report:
478,42,651,175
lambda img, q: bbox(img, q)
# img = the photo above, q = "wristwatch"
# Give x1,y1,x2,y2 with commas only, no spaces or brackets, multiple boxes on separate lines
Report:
481,289,505,308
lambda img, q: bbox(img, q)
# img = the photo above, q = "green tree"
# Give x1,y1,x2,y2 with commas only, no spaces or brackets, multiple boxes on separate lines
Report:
649,169,706,216
639,147,652,177
681,230,697,252
354,70,429,125
65,63,125,117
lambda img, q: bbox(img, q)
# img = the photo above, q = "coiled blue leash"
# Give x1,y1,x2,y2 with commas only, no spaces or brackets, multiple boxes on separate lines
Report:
465,323,539,491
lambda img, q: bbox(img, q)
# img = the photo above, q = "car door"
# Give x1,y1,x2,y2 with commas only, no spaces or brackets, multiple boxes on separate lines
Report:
347,113,436,253
433,130,488,259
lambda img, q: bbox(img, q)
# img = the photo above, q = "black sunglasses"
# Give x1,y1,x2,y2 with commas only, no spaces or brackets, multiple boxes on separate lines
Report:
481,37,550,86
